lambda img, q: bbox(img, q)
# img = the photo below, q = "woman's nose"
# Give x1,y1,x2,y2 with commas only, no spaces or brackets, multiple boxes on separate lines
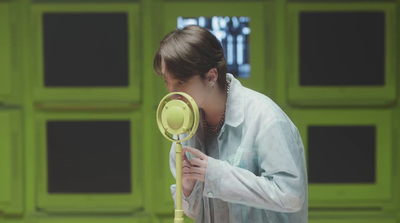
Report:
166,84,179,94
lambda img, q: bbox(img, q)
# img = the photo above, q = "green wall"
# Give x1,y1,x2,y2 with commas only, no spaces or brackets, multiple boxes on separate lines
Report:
0,0,399,222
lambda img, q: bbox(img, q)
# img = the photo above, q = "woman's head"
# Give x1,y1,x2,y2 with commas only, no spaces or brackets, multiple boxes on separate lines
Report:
153,25,227,92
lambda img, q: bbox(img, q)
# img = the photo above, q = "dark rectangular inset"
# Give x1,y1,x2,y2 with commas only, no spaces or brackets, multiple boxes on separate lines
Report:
300,12,385,86
308,126,376,183
43,13,129,87
46,120,131,193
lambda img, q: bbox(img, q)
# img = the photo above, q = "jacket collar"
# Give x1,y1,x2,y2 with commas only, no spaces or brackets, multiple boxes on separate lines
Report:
224,73,244,128
193,73,245,146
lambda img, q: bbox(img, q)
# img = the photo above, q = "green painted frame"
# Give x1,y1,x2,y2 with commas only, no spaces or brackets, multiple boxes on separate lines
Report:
35,111,143,213
36,216,151,223
0,3,12,102
290,109,393,207
0,3,22,105
31,4,141,102
286,3,397,106
162,2,268,95
0,109,23,215
309,219,396,223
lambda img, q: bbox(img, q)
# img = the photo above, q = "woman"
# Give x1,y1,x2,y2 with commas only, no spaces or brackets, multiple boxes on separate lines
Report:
154,25,308,223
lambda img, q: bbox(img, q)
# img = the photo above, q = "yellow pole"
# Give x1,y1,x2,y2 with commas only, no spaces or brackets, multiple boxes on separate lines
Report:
174,142,184,223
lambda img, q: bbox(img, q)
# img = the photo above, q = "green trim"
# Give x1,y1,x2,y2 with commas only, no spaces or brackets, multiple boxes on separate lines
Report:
163,2,268,94
263,1,278,101
21,0,38,216
31,4,141,102
158,216,195,223
275,0,287,107
286,3,397,106
309,219,396,223
290,109,393,206
159,137,176,213
35,216,152,223
0,3,12,100
0,2,23,105
0,109,23,215
35,111,143,213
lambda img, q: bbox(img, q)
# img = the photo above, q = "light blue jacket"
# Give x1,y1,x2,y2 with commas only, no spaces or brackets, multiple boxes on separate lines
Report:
170,74,308,222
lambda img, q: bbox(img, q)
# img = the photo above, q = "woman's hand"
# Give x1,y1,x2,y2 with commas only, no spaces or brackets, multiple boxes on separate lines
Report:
181,146,209,197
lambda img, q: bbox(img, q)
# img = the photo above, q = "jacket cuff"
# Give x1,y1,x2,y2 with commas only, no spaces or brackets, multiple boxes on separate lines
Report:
203,156,222,199
183,180,203,212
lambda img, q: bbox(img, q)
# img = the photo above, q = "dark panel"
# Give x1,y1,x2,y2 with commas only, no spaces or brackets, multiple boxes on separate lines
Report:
43,13,129,87
46,121,131,193
300,12,385,86
308,126,376,183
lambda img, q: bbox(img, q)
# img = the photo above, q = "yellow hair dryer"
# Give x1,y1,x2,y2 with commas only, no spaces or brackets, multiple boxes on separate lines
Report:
156,92,199,223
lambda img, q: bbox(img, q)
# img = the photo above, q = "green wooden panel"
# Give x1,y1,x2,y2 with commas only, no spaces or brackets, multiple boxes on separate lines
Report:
0,3,12,100
31,4,141,102
309,219,396,223
0,110,23,215
158,216,194,223
0,112,12,203
290,109,393,205
35,111,144,213
286,3,397,106
37,217,151,223
3,220,37,223
160,137,176,213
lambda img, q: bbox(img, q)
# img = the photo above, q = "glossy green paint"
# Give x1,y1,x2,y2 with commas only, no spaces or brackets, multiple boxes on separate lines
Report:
0,110,23,215
0,3,12,101
0,2,23,105
30,4,141,102
286,3,397,106
290,109,393,205
35,111,144,213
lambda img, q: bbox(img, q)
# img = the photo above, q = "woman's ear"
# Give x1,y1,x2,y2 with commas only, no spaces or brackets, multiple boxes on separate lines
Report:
206,68,218,84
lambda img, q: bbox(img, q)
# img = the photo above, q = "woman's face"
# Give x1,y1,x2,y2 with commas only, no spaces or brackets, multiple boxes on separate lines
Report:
162,60,211,108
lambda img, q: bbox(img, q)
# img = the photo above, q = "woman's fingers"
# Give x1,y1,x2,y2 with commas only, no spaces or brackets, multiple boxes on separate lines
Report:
184,146,207,160
181,148,189,161
190,166,206,175
179,146,208,182
186,173,204,181
188,157,205,167
182,159,191,167
182,165,206,182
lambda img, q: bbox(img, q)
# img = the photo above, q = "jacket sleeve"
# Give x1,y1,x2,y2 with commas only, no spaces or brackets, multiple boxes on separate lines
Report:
202,118,307,213
169,141,204,218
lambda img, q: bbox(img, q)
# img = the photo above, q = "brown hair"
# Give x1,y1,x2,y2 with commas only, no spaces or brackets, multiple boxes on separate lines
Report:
154,25,227,90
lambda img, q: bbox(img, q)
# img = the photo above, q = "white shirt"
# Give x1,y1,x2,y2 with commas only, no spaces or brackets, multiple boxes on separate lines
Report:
169,74,308,223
